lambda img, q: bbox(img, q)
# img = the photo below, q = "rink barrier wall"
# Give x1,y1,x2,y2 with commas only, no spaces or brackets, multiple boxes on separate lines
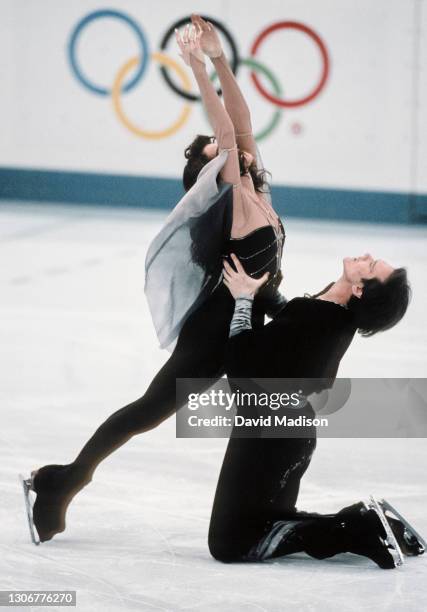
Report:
0,167,426,224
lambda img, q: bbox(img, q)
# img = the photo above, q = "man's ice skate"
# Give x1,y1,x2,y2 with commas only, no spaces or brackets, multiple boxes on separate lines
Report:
276,501,404,569
334,500,405,569
19,473,40,546
365,495,404,567
379,498,426,556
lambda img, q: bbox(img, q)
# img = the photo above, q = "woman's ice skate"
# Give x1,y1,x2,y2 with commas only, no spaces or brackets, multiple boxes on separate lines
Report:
19,464,90,544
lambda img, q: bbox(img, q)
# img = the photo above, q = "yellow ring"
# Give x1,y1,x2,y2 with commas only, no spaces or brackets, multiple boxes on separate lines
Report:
112,52,192,140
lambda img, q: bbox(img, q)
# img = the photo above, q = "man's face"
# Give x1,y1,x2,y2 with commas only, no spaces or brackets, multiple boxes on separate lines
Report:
343,254,395,296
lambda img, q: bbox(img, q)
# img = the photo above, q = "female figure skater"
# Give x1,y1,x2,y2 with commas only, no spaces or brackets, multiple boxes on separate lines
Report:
23,16,287,543
207,252,423,569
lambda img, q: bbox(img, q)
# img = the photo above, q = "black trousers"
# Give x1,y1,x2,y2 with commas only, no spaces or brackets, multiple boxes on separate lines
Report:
208,418,363,563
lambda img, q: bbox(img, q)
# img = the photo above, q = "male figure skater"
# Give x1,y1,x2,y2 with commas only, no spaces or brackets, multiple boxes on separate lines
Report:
207,252,424,569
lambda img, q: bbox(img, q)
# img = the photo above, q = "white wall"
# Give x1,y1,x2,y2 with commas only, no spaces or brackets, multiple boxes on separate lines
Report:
1,0,426,194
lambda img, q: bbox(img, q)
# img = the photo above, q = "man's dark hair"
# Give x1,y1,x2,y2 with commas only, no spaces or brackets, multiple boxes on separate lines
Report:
348,268,410,337
182,134,271,192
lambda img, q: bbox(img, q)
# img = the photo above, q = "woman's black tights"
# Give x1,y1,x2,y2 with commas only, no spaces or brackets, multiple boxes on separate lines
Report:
70,285,262,482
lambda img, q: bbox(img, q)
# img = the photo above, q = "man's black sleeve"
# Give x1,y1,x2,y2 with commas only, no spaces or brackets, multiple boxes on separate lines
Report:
225,311,300,377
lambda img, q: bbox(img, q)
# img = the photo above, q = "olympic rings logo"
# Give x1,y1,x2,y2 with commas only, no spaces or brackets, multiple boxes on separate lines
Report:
67,10,330,141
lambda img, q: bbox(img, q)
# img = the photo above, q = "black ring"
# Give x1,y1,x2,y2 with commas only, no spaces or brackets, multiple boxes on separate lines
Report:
159,15,240,102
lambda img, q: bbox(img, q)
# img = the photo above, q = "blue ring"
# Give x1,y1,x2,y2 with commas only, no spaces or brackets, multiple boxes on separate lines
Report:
68,9,149,96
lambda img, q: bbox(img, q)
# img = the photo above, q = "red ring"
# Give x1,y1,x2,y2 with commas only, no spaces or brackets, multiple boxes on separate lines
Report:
250,21,330,108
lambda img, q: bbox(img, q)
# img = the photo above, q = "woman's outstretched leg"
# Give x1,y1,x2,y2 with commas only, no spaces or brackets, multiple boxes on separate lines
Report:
31,286,246,541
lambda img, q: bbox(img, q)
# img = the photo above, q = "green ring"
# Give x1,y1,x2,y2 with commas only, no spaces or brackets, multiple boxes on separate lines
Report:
208,57,283,142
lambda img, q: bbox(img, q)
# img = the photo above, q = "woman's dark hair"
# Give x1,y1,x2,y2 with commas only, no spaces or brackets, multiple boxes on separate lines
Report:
183,134,271,192
348,267,411,337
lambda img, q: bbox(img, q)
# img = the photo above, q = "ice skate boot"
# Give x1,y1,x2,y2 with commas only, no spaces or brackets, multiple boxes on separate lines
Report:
324,500,404,568
20,463,90,543
379,498,425,556
290,501,403,569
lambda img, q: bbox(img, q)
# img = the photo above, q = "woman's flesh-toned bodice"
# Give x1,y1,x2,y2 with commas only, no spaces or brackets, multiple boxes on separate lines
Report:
230,174,280,239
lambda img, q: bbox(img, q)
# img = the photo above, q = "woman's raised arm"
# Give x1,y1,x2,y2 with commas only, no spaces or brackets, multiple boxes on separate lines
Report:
175,24,241,187
192,14,257,159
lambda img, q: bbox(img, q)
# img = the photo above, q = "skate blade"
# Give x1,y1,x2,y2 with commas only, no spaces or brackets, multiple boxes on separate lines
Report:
18,474,40,546
368,495,404,567
380,498,426,554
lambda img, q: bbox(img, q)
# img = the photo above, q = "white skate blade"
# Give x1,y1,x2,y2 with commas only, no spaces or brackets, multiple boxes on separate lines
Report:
19,473,40,546
368,495,404,567
380,498,426,553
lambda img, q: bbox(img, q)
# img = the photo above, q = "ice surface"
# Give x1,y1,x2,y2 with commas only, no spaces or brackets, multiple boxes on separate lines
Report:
1,203,426,611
